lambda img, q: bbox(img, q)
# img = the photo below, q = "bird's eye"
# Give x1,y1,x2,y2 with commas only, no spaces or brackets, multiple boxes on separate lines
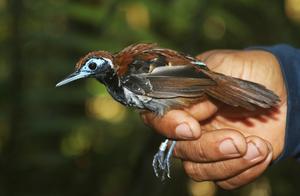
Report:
88,62,97,70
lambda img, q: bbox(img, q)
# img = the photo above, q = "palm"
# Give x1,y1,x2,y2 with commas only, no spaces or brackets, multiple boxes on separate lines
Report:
196,50,287,159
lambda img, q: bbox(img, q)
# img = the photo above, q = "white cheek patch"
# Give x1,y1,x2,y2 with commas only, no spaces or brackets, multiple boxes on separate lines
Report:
82,57,114,71
102,57,114,68
86,58,105,66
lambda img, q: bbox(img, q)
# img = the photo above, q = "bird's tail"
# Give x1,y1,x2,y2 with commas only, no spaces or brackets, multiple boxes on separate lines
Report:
202,70,280,111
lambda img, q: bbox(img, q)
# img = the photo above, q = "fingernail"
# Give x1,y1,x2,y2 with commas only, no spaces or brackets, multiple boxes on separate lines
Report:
219,138,239,155
244,142,261,160
175,123,193,139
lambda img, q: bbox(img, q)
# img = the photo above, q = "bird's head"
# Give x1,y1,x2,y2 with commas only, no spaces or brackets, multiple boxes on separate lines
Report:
56,51,115,87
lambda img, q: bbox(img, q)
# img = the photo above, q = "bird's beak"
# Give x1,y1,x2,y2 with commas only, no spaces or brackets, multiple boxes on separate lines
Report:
56,71,90,87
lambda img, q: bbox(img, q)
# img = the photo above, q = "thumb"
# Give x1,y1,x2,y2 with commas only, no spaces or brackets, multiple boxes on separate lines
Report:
141,110,202,140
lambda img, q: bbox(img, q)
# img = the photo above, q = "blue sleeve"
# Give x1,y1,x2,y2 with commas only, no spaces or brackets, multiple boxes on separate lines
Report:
250,44,300,161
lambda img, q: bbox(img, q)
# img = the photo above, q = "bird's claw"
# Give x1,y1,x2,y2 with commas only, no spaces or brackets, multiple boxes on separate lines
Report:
152,140,176,181
152,150,164,178
163,157,171,179
152,149,170,181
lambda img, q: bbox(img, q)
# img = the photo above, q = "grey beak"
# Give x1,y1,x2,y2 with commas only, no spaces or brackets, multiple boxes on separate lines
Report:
56,71,90,87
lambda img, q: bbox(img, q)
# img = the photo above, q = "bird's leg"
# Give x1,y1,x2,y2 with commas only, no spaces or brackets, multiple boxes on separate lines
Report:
163,140,176,179
152,139,176,180
152,139,168,178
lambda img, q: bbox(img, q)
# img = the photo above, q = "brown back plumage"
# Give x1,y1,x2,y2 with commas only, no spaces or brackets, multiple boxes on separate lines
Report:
114,43,157,75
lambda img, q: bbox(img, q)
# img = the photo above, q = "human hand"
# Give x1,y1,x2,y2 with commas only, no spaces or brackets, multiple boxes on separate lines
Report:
141,50,287,189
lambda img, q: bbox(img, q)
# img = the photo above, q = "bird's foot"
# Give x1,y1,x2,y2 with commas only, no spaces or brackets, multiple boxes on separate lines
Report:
152,140,176,181
152,149,165,179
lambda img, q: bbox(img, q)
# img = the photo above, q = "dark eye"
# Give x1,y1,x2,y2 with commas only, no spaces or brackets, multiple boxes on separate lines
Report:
88,62,97,70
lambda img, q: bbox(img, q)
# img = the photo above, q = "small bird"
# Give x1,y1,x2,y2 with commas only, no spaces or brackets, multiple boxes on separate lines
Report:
56,43,280,180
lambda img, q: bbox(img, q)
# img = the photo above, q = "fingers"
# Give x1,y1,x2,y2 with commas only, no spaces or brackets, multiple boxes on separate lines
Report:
216,147,272,190
140,100,219,140
174,129,247,162
141,110,201,140
182,136,271,182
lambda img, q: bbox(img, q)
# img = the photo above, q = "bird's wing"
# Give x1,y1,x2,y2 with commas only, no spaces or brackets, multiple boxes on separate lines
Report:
122,65,280,111
118,44,280,111
114,43,208,76
122,65,216,98
114,43,157,75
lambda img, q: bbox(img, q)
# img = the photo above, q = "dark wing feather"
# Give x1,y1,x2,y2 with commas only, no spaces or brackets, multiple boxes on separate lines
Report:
121,65,216,98
144,76,215,98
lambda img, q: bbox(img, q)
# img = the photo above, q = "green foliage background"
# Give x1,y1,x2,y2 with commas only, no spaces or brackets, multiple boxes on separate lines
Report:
0,0,300,195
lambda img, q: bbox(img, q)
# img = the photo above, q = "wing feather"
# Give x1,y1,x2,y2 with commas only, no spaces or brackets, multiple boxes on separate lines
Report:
121,65,215,98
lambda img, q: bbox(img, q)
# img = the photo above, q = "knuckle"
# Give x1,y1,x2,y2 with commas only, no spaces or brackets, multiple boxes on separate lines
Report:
195,141,210,161
218,161,234,174
184,160,238,182
183,162,196,178
209,161,235,180
183,162,210,181
175,140,211,162
207,160,239,180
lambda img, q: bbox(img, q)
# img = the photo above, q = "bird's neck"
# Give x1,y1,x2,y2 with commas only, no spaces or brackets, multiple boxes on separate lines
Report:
96,74,127,105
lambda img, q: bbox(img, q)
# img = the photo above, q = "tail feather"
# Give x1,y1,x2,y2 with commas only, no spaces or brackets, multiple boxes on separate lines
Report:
207,87,256,110
202,70,280,110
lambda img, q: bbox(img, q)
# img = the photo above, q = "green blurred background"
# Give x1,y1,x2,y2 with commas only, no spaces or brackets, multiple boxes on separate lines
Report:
1,0,300,195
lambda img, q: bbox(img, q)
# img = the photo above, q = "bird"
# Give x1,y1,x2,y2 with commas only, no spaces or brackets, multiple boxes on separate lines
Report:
56,43,280,180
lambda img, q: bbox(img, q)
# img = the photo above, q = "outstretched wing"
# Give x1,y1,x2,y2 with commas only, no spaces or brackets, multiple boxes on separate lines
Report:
122,65,216,98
